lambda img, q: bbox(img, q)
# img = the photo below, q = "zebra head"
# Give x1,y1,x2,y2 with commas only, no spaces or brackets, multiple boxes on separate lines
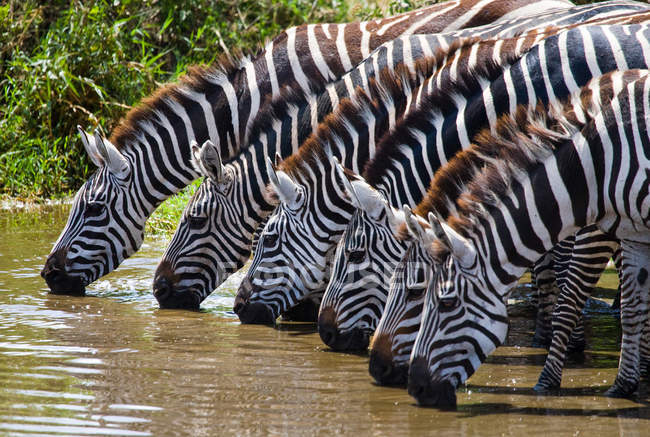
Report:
153,140,249,309
41,127,138,295
407,212,508,409
234,156,350,324
368,206,431,386
318,175,407,351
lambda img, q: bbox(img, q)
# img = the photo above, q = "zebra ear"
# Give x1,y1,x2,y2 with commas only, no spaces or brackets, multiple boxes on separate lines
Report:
266,157,302,207
331,157,362,207
78,125,103,168
275,152,282,167
403,205,433,247
93,128,130,179
428,212,477,268
347,179,389,222
198,140,226,183
426,212,450,247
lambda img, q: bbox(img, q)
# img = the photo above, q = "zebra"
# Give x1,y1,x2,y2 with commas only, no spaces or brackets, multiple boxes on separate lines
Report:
237,19,650,326
154,0,632,310
406,69,650,408
367,67,647,388
320,6,650,352
42,0,548,297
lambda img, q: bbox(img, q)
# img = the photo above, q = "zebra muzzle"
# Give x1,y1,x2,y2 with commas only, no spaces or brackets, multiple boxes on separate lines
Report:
407,357,457,410
234,278,276,324
368,349,407,387
41,249,85,296
318,306,369,351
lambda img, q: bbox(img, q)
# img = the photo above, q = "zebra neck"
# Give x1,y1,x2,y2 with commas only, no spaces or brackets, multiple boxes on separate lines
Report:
463,132,605,300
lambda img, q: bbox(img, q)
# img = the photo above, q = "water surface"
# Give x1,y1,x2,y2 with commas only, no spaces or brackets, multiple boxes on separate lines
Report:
0,203,648,436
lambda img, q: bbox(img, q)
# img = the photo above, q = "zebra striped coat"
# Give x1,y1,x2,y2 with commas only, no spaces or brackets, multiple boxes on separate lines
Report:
238,19,650,326
407,69,650,408
154,0,629,310
43,0,549,297
368,70,649,391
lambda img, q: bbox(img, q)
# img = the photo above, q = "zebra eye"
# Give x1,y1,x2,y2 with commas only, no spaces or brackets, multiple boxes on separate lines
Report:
84,202,105,218
264,234,279,248
347,249,365,263
188,215,207,229
406,286,425,300
438,296,459,311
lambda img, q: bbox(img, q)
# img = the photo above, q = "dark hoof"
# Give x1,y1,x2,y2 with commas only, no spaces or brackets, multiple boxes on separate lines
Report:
604,382,638,398
533,382,560,394
368,350,407,387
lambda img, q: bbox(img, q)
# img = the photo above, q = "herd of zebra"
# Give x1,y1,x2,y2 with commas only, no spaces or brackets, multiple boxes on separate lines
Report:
40,0,650,409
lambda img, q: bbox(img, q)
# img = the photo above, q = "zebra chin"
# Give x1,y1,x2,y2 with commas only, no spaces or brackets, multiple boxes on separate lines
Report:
407,357,457,410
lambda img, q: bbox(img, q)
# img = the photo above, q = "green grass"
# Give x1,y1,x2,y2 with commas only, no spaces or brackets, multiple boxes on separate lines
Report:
145,179,200,237
1,0,422,198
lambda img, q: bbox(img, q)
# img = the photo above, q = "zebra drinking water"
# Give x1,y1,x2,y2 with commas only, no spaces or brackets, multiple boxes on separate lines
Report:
43,0,543,297
406,70,650,408
237,20,650,327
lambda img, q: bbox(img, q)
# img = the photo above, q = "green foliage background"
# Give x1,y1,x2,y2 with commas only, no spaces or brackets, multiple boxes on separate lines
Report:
1,0,424,198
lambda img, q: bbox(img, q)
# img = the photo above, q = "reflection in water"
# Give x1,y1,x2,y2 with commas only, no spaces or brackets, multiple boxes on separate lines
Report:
0,204,648,436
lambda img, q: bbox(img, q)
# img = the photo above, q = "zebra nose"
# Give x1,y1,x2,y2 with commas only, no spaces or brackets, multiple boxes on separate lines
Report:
368,349,407,386
318,307,369,351
153,277,173,303
407,357,457,409
234,278,275,324
233,277,253,315
318,306,338,347
280,299,319,322
41,249,85,296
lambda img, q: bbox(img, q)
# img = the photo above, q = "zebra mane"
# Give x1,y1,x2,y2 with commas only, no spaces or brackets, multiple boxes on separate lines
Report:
109,50,252,150
396,69,649,244
275,37,488,185
437,69,650,251
245,80,327,155
363,37,525,189
395,99,580,242
274,57,440,183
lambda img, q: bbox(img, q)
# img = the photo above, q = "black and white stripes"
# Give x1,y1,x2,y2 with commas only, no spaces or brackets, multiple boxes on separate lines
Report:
407,69,650,407
45,0,543,296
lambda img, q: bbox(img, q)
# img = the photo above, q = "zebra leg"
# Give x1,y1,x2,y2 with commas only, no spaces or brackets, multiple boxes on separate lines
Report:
605,240,650,398
640,318,650,379
610,248,623,311
535,228,615,391
532,252,558,348
551,235,587,353
567,318,586,354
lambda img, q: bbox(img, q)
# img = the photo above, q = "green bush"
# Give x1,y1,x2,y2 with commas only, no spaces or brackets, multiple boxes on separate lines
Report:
1,0,421,197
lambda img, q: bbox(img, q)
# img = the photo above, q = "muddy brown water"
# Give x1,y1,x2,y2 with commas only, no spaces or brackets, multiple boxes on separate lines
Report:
1,203,648,436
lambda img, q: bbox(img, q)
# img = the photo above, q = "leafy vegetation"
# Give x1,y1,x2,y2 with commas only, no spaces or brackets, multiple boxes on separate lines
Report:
1,0,424,198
